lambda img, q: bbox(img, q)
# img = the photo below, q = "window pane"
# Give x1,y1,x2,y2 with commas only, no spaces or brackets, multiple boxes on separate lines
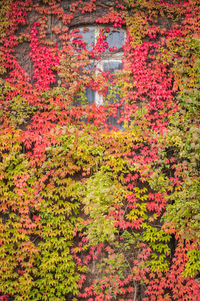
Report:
108,110,124,131
105,30,125,52
72,28,95,51
86,87,95,105
98,60,123,103
103,60,123,129
102,61,123,73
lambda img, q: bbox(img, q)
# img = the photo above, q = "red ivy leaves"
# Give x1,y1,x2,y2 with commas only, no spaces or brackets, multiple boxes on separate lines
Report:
29,23,60,91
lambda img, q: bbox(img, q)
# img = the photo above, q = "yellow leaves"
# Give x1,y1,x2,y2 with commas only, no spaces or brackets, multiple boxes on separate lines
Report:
134,186,147,196
126,202,147,221
126,187,148,221
82,170,123,245
174,185,182,192
149,213,158,222
0,128,21,154
125,10,149,48
149,168,169,192
77,265,88,273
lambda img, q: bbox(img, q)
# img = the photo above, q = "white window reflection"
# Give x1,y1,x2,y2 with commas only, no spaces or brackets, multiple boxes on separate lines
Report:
104,29,125,52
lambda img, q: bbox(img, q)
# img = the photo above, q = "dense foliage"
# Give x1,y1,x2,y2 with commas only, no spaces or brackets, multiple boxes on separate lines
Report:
0,0,200,300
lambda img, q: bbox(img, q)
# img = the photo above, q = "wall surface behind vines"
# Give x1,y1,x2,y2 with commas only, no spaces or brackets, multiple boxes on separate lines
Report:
0,0,200,300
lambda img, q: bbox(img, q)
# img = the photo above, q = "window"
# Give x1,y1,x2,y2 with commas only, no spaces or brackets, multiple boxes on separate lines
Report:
71,26,125,106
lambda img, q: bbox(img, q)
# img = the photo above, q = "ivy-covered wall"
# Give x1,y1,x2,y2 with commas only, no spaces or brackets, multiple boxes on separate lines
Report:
0,0,200,300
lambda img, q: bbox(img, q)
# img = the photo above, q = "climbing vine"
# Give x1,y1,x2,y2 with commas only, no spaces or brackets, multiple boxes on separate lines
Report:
0,0,200,300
